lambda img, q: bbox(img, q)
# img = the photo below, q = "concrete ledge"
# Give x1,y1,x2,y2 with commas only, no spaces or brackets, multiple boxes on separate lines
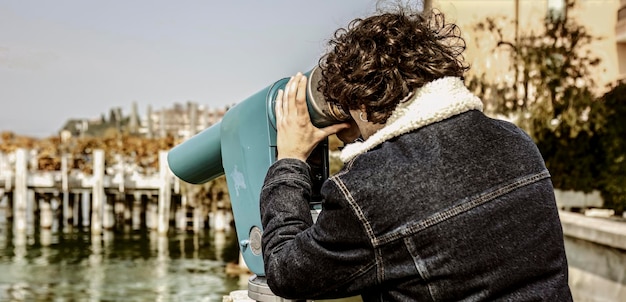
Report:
559,210,626,251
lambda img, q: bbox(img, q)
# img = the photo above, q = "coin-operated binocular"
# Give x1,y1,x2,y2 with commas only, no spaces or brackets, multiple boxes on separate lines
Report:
167,66,350,300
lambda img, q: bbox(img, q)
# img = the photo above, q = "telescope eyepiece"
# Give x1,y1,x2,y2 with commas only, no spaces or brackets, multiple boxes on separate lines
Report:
306,66,352,127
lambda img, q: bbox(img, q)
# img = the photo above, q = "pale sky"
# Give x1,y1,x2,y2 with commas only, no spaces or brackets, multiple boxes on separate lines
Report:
0,0,389,138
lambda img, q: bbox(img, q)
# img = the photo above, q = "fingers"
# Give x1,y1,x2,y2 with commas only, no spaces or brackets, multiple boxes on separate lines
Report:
283,76,294,119
283,72,307,119
274,72,346,161
295,74,308,117
322,122,351,137
336,120,361,144
282,76,293,118
275,89,284,122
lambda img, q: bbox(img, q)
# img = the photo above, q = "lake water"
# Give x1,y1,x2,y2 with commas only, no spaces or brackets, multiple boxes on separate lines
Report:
2,205,625,301
0,221,247,302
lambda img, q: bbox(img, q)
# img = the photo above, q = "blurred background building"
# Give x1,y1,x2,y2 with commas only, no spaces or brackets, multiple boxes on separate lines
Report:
60,101,229,140
432,0,624,86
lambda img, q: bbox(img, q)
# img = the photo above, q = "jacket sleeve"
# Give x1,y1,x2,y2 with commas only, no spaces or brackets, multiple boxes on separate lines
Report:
260,158,377,299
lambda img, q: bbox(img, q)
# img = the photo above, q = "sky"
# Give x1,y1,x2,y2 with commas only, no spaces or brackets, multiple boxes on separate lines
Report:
0,0,390,138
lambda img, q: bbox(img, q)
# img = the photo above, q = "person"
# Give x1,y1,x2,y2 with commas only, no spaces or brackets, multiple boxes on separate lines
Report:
260,3,573,301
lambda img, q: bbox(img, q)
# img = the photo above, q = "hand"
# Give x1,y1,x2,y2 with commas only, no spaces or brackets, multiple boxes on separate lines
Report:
336,118,361,144
275,72,350,161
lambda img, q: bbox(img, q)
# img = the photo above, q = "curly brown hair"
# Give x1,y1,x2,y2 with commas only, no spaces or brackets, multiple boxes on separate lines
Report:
318,7,469,124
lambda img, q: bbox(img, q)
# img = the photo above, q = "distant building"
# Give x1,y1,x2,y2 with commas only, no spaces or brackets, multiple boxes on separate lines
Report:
59,118,92,137
59,101,229,139
435,0,625,86
141,102,229,139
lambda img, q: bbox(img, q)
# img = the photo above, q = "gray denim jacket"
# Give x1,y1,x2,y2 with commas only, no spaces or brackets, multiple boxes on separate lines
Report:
260,78,572,301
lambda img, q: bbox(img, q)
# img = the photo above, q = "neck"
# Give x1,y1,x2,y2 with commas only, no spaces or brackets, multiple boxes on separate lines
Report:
340,77,484,162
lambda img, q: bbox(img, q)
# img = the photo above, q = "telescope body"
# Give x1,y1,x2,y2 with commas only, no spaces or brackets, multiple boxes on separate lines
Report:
168,67,335,276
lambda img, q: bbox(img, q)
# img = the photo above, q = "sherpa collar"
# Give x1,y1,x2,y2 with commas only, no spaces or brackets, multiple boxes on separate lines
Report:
339,77,484,163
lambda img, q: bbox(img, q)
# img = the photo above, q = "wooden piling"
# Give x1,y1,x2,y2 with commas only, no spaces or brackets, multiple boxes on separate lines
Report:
123,195,132,226
193,206,203,233
40,198,53,229
103,194,115,230
0,148,204,233
114,154,125,228
140,194,152,230
91,150,105,234
14,149,28,232
147,196,157,230
157,151,171,234
26,188,35,230
83,191,91,227
1,152,12,222
61,154,72,228
132,192,142,230
73,192,82,227
1,153,9,189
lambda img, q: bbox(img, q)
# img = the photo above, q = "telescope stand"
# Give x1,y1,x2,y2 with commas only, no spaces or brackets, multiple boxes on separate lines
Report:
248,275,311,302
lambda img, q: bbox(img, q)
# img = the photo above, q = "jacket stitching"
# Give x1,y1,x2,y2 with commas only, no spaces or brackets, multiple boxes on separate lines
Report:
375,248,385,285
331,177,384,284
331,158,356,179
375,170,551,246
404,237,436,300
330,177,377,247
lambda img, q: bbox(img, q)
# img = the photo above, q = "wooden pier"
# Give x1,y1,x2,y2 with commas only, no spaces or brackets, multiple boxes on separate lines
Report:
0,148,232,234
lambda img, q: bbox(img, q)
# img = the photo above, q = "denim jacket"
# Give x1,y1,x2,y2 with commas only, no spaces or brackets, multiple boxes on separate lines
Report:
260,77,572,301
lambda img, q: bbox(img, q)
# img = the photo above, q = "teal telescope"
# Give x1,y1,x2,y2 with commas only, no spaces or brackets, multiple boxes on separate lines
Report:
167,66,349,276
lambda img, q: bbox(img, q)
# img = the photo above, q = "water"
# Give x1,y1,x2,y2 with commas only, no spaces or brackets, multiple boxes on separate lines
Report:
0,223,247,302
2,205,625,302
